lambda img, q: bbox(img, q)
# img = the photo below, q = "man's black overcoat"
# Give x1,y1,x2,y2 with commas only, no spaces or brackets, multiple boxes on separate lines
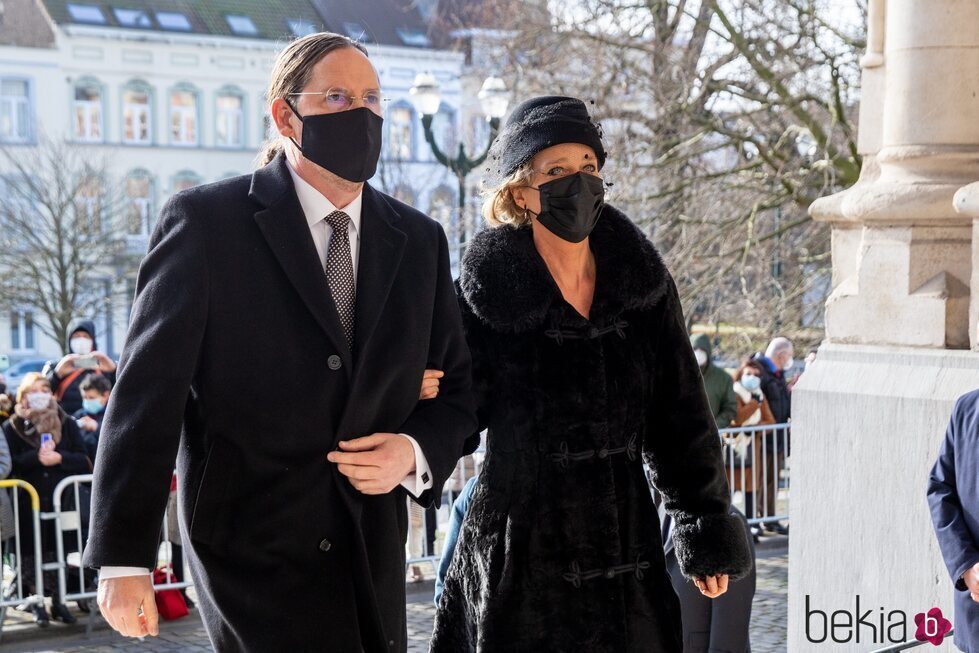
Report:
83,153,477,652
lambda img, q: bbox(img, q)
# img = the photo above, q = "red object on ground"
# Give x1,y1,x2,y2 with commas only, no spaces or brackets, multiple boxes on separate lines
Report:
152,567,189,621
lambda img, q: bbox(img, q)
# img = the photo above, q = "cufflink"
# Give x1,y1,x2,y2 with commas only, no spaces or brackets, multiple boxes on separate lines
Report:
422,472,430,484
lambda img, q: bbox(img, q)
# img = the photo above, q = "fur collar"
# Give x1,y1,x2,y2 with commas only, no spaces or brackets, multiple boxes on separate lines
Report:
460,204,670,333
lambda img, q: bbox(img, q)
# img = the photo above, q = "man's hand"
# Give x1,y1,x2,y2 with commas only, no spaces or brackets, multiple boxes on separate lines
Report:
55,354,80,379
693,574,729,598
420,369,444,400
327,433,415,495
962,563,979,601
79,416,99,432
98,575,159,638
93,351,117,373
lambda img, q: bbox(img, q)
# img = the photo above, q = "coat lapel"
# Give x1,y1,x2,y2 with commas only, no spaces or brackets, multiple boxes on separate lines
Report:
249,155,353,377
352,185,407,360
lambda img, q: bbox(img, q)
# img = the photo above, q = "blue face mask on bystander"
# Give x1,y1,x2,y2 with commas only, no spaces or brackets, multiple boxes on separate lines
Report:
82,398,104,415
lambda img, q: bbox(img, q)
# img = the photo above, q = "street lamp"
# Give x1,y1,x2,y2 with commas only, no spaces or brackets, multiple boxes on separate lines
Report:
409,72,509,264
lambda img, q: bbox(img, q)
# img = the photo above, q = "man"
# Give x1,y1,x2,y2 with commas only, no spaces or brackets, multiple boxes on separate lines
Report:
73,375,111,461
84,32,477,652
928,388,979,653
42,319,116,415
690,333,737,430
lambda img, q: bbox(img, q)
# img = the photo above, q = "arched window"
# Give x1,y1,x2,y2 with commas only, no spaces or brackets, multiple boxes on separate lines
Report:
124,169,155,236
75,174,104,233
386,101,414,161
430,102,457,160
172,169,203,193
215,86,246,148
73,77,104,142
121,80,153,145
428,185,455,233
169,83,200,146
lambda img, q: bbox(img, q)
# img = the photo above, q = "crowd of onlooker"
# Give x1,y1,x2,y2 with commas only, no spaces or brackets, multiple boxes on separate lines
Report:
691,333,814,540
0,319,115,627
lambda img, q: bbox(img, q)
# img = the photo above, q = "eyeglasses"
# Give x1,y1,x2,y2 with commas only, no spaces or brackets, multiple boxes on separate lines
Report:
287,88,388,115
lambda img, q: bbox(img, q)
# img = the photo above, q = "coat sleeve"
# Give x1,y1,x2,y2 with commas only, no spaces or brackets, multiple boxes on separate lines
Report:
927,394,979,592
397,224,478,510
0,430,10,479
644,276,752,582
83,193,209,569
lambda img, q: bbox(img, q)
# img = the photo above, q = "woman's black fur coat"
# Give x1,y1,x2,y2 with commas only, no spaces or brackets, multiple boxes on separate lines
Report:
430,205,753,652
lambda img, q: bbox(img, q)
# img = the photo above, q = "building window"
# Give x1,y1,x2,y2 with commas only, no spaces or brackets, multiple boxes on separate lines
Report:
113,8,151,28
226,14,258,36
172,170,202,193
124,172,154,236
0,78,31,143
66,3,107,24
288,19,316,37
387,103,414,160
156,11,192,31
10,310,36,352
122,84,151,145
73,81,103,142
76,176,103,233
396,28,429,47
170,87,198,146
344,22,369,42
215,90,244,148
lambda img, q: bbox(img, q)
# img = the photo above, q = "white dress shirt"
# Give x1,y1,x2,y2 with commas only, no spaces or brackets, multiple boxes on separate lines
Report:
99,161,433,581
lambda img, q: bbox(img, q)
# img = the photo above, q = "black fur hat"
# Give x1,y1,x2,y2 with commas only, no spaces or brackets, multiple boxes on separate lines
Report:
488,96,606,180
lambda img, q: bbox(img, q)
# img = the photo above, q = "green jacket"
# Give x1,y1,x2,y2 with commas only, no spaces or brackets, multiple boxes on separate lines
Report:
690,333,737,429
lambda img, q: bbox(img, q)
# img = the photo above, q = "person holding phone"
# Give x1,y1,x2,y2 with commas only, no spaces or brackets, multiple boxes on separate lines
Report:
1,372,91,626
42,319,116,415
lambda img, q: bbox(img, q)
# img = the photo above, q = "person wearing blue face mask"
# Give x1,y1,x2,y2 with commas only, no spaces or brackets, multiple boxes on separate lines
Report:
731,360,777,540
72,375,111,461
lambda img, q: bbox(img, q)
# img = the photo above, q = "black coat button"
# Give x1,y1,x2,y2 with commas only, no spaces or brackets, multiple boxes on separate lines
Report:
318,538,332,552
597,449,608,459
327,355,342,370
604,568,616,579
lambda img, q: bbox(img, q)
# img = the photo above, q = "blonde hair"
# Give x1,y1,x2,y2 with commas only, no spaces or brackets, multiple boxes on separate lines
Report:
258,33,369,166
16,372,50,406
481,162,537,228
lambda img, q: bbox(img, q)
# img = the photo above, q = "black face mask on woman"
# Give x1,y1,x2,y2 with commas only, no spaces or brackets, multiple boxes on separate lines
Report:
286,102,383,183
529,172,606,243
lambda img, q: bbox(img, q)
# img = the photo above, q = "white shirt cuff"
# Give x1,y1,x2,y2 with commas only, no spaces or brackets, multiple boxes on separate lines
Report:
99,566,151,579
399,433,433,499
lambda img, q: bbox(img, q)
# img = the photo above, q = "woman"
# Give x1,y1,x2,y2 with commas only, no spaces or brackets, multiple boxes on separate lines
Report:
2,372,90,626
730,359,780,535
431,96,752,652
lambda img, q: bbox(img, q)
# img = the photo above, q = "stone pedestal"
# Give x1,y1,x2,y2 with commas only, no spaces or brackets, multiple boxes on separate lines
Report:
789,345,979,652
791,1,979,650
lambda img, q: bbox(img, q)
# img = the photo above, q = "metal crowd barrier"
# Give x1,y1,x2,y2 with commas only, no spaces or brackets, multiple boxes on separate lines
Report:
47,474,193,635
0,475,192,638
404,423,792,576
0,479,45,643
719,422,791,526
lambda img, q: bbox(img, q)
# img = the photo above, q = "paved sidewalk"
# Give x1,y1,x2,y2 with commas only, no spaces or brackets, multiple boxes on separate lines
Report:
2,537,788,652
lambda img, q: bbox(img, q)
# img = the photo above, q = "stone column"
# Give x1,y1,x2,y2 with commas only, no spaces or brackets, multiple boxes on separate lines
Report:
789,2,979,650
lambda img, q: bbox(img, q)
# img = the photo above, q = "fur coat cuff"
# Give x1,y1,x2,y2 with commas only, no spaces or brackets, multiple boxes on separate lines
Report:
673,512,754,582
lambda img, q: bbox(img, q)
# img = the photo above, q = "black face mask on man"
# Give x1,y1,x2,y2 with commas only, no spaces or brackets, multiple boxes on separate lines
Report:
286,101,383,183
528,172,606,243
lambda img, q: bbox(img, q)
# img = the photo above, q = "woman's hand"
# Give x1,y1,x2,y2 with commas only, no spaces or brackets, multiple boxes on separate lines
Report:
693,574,729,598
38,448,63,467
419,369,444,400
